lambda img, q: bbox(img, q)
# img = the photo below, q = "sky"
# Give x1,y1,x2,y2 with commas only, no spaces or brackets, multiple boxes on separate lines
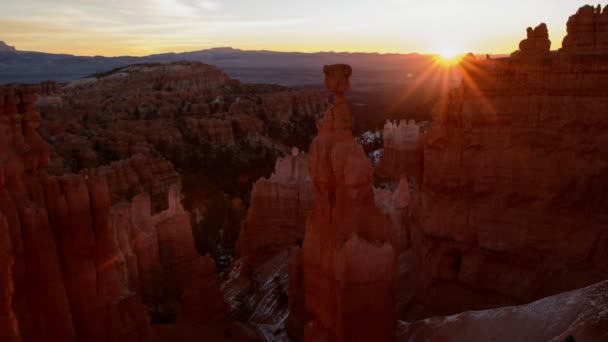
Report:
0,0,598,56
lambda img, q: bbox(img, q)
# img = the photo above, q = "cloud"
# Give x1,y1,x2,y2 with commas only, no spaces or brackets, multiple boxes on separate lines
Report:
177,0,219,11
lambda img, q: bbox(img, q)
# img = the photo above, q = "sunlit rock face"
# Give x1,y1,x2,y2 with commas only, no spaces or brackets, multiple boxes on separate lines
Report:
562,4,608,53
398,281,608,342
405,10,608,319
300,64,396,342
0,87,230,342
376,119,422,180
236,148,313,271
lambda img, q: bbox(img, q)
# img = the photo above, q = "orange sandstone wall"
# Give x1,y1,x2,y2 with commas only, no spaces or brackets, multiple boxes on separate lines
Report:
406,16,608,318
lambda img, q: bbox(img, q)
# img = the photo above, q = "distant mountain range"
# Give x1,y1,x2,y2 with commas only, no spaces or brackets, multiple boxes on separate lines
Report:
0,42,438,86
0,41,17,52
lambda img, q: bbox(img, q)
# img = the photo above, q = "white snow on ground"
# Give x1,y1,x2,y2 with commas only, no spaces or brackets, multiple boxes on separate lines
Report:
370,149,384,165
357,130,382,145
222,250,292,341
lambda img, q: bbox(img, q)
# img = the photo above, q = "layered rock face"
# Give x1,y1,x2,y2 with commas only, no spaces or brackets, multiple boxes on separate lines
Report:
407,15,608,319
0,86,229,342
376,119,422,180
236,148,313,271
398,281,608,342
562,4,608,53
300,65,396,341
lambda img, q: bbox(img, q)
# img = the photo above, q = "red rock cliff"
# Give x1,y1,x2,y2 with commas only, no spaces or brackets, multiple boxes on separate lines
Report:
562,4,608,53
406,13,608,319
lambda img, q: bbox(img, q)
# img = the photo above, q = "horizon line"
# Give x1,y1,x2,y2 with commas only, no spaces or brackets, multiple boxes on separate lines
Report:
1,42,515,59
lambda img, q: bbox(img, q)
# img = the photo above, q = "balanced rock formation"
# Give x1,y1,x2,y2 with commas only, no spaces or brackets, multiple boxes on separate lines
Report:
511,23,551,59
376,119,422,180
405,10,608,319
562,4,608,53
300,65,396,341
398,280,608,341
0,86,231,342
237,147,313,271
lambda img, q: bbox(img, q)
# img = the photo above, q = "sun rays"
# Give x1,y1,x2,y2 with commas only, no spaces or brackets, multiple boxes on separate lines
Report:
383,52,499,127
434,53,465,67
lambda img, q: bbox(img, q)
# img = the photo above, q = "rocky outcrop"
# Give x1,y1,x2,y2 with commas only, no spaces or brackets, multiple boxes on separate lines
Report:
404,11,608,319
0,86,231,341
0,41,17,52
376,120,422,180
236,148,313,271
300,65,396,341
511,23,551,59
562,4,608,53
398,281,608,341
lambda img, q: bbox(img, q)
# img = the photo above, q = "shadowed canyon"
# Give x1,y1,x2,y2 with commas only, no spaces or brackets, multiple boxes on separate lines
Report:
1,3,608,342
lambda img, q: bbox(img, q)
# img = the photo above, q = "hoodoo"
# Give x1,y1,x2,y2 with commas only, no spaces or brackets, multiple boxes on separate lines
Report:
299,65,396,341
376,119,422,180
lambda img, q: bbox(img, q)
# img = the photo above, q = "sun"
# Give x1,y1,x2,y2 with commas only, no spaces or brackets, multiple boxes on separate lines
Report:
434,48,465,66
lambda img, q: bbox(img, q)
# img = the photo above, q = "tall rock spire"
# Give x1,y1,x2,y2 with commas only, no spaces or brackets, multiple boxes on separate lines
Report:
302,65,396,341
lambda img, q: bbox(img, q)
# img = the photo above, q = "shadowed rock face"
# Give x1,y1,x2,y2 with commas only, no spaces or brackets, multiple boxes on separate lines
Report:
402,12,608,320
0,86,234,342
562,4,608,53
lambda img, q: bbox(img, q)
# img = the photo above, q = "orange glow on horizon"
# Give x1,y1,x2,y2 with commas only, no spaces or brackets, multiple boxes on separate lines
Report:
433,51,466,67
0,0,582,58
